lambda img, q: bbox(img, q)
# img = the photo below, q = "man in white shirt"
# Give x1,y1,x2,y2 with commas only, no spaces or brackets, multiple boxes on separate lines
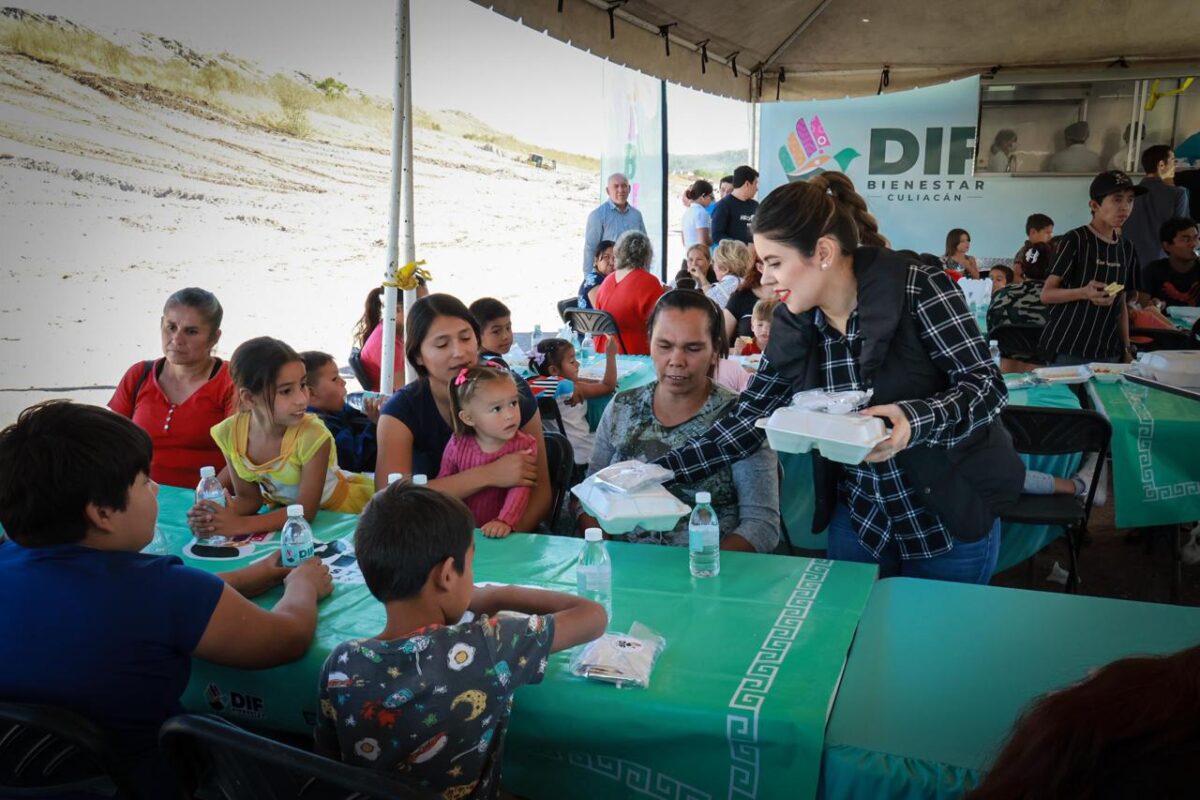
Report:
1049,122,1102,173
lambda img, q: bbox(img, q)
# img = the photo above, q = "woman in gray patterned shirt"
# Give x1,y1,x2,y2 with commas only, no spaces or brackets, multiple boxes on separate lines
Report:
582,290,780,553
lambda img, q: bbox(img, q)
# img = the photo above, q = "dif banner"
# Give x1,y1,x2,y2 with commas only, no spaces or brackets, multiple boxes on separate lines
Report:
759,77,1092,260
601,62,663,276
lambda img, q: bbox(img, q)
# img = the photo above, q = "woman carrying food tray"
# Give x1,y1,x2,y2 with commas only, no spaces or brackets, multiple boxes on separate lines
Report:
653,174,1023,584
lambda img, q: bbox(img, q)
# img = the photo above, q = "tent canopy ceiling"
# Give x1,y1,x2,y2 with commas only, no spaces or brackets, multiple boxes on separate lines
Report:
469,0,1200,100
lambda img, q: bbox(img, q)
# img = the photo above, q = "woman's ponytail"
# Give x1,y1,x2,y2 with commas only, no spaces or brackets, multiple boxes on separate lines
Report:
753,173,887,257
352,287,385,349
811,172,888,248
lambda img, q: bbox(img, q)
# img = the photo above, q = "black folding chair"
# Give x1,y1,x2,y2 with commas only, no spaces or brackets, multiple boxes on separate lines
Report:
0,701,136,798
999,406,1112,593
774,460,799,555
540,430,576,534
159,714,437,800
536,392,565,435
347,347,376,392
989,324,1045,364
557,296,579,323
1191,317,1200,346
564,308,628,354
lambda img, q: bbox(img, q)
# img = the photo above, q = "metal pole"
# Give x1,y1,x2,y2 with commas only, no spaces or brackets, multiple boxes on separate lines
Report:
1124,80,1140,173
401,0,417,384
380,0,406,395
659,79,668,283
1134,79,1149,174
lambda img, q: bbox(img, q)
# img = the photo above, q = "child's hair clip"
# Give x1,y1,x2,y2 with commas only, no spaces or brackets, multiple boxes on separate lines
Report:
532,351,547,366
454,367,470,386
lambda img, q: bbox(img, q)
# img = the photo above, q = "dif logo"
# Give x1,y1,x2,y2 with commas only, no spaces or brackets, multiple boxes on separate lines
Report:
204,682,265,719
868,127,976,175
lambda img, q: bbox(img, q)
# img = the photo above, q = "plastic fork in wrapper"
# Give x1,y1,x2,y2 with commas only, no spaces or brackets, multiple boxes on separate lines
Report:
790,389,873,415
569,622,666,689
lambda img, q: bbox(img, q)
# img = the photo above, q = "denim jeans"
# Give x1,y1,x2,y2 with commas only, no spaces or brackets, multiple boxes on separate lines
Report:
825,504,1001,584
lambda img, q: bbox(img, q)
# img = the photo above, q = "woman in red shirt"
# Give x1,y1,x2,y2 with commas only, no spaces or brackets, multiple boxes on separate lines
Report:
595,230,666,355
109,288,236,488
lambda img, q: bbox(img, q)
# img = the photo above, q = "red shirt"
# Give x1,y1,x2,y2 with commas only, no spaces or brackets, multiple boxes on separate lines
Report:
359,324,404,392
594,268,665,355
109,359,236,488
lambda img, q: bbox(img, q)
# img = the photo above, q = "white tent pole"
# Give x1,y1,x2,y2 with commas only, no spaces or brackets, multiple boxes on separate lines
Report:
401,0,417,386
1134,79,1149,174
380,0,406,395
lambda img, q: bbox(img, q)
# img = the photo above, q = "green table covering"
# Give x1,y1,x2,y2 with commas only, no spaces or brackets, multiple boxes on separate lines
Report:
821,577,1200,799
1088,379,1200,529
157,486,877,799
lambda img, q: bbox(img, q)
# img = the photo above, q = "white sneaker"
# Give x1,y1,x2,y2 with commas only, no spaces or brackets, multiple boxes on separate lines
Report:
1074,453,1107,507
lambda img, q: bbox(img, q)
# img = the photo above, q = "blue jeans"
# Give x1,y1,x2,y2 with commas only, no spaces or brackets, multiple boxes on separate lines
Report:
826,504,1001,584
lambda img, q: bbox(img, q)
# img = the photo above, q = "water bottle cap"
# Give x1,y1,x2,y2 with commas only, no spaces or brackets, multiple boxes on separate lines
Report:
695,491,711,504
199,466,216,478
286,504,304,517
412,474,428,486
387,473,404,484
989,339,998,346
584,527,603,542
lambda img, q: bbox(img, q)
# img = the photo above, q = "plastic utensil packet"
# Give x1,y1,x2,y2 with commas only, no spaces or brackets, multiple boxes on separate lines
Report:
569,622,665,688
790,389,873,415
591,460,675,494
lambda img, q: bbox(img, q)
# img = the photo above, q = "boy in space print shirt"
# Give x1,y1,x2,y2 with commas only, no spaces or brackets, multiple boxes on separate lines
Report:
317,614,554,799
316,482,605,799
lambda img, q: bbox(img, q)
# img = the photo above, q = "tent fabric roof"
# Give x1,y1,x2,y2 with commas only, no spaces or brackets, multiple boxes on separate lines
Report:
469,0,1200,101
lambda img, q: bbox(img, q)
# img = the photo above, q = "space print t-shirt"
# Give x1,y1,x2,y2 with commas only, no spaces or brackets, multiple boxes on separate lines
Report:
316,613,555,800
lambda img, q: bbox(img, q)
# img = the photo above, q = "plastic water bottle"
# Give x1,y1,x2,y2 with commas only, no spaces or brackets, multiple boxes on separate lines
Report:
532,323,543,346
988,339,1001,369
580,332,596,363
280,504,315,568
576,528,612,622
347,390,386,412
412,474,428,486
688,492,720,578
143,525,168,556
386,472,404,485
195,466,227,544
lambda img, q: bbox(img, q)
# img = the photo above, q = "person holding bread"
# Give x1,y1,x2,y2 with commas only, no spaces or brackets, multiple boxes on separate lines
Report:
1039,171,1147,366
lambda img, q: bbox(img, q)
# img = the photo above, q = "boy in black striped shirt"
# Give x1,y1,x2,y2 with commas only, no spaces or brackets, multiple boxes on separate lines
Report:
1039,171,1147,365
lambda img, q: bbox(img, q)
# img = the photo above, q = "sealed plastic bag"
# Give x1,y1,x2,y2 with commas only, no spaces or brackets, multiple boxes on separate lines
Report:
790,389,873,415
591,460,675,494
569,622,665,688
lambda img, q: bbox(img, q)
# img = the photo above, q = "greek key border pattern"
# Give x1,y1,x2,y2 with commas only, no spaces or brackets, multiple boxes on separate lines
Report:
533,749,712,800
1118,383,1200,502
725,558,832,799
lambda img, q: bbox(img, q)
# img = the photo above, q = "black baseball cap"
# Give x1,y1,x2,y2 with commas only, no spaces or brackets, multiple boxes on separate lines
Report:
1089,170,1148,202
733,165,759,188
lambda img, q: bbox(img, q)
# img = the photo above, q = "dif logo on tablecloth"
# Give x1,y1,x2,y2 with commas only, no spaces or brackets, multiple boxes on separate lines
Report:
205,682,265,719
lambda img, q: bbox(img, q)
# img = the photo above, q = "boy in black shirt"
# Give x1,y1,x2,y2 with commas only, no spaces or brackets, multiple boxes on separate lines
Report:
1012,213,1054,278
709,165,759,247
1039,171,1147,365
1142,217,1200,308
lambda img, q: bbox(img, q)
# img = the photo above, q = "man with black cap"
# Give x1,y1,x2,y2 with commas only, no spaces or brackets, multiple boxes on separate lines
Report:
1039,170,1148,365
709,165,759,247
1049,121,1102,173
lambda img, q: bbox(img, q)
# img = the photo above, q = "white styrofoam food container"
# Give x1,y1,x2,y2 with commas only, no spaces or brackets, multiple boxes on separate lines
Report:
1034,365,1093,385
1137,351,1200,389
757,407,889,464
1166,306,1200,326
571,481,690,534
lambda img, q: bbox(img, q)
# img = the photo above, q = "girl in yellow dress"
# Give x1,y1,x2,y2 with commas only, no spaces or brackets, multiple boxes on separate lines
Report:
188,337,373,539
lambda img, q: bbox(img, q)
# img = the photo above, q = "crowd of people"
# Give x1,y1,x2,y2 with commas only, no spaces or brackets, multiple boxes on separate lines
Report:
1,146,1198,798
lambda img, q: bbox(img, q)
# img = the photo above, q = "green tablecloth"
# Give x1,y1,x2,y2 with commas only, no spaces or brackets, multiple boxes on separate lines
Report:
821,577,1200,799
158,486,877,799
1088,379,1200,529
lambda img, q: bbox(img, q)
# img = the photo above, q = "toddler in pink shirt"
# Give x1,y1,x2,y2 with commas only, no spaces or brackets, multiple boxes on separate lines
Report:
438,365,537,537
